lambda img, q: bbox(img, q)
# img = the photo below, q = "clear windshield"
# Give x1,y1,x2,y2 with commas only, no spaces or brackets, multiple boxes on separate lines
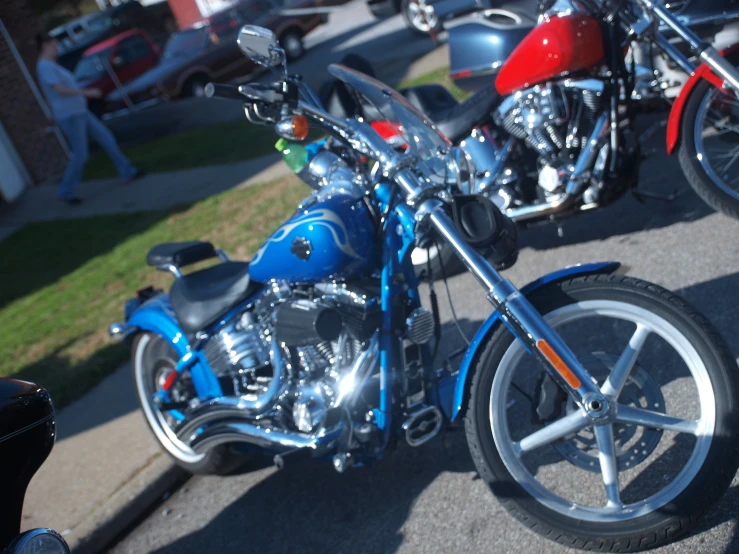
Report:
327,64,452,182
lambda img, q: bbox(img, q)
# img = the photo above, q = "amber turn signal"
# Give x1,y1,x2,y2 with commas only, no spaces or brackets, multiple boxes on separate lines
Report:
291,114,309,140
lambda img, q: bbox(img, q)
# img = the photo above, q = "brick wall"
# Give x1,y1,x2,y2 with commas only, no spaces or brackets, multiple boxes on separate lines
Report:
0,1,67,184
169,0,202,29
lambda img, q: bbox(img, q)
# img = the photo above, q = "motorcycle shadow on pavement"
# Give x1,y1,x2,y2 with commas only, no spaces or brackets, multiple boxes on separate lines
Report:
140,272,739,554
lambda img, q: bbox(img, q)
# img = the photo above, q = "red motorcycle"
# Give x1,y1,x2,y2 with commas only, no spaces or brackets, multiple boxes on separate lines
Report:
322,0,739,274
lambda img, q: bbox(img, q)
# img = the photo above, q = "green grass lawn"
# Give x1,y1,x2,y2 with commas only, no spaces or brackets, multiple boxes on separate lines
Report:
84,121,278,181
0,176,305,408
3,63,465,409
85,67,467,180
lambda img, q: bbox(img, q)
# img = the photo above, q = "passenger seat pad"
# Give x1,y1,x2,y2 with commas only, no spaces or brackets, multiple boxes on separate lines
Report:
146,241,217,268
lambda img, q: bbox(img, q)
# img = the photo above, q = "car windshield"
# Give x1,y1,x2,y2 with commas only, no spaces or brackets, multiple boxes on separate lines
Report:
74,48,113,81
326,64,452,182
163,28,208,59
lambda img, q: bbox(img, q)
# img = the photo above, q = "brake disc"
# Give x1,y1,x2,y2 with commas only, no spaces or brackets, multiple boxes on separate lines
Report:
553,353,665,472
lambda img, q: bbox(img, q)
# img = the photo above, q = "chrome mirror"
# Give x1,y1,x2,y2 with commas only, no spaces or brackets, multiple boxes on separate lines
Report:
237,25,283,67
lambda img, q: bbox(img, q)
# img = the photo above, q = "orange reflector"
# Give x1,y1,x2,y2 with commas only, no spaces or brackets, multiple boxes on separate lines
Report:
292,115,309,140
536,339,582,389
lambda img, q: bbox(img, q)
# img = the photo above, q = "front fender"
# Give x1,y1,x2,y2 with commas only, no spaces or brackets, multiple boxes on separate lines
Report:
448,261,620,421
666,43,739,155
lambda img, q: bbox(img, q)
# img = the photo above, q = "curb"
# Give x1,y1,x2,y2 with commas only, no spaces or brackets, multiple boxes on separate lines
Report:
67,455,190,554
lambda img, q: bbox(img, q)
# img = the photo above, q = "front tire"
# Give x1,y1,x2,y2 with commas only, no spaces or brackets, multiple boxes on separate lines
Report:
678,73,739,219
465,275,739,552
132,333,242,475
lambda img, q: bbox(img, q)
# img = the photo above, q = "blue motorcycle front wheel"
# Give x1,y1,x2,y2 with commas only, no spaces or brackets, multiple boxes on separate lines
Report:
465,275,739,552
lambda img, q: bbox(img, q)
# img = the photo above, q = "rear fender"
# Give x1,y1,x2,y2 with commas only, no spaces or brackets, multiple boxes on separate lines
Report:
666,43,739,155
123,293,221,398
447,261,621,421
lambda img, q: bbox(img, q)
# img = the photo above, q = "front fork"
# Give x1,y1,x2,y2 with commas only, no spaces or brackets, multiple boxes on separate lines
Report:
395,171,610,420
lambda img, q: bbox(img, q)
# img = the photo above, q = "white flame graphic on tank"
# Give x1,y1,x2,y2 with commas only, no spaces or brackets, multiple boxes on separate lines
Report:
251,209,360,266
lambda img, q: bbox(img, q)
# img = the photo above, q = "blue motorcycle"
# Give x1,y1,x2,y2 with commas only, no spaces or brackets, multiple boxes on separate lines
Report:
111,25,739,552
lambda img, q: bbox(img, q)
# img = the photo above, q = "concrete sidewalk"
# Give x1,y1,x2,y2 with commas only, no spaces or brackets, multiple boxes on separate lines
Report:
0,152,289,236
13,41,449,553
22,364,189,554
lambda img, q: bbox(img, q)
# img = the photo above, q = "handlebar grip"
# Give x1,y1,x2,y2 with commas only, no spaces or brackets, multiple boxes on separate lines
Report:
204,83,243,101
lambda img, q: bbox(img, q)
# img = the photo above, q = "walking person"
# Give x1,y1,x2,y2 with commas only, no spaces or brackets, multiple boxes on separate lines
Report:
36,33,144,205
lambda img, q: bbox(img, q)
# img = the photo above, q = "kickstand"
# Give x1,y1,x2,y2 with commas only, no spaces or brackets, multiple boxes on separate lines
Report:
632,188,678,203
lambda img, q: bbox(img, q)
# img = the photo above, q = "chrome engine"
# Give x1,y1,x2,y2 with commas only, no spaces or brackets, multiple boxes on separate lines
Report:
198,281,381,435
494,79,613,209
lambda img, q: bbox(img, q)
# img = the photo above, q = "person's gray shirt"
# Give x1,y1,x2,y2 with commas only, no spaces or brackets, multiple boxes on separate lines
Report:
36,59,87,121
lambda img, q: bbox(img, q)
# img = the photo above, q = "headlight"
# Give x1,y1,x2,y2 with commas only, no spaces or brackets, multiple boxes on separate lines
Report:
7,528,70,554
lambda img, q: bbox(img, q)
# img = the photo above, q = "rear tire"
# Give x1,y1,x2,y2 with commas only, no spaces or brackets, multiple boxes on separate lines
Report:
465,275,739,552
132,333,243,475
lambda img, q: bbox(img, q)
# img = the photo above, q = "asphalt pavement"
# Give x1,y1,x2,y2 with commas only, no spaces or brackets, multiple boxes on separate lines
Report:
108,101,739,554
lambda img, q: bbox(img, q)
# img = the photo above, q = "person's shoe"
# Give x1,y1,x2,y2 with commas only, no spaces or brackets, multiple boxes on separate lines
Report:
58,196,83,205
123,170,146,184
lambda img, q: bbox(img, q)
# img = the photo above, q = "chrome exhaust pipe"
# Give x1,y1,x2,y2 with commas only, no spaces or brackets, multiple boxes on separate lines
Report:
178,334,380,453
189,419,324,454
505,193,575,221
176,338,289,441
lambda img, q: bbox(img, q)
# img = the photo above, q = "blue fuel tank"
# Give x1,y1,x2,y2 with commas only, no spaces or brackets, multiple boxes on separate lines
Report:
249,194,378,284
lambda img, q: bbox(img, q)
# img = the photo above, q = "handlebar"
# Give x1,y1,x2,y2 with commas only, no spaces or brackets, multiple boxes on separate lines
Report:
204,83,243,101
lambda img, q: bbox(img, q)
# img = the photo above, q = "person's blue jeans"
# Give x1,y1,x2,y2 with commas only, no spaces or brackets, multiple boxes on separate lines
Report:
56,111,137,199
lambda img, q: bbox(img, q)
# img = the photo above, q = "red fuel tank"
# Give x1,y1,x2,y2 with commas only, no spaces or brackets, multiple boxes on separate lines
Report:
495,14,605,96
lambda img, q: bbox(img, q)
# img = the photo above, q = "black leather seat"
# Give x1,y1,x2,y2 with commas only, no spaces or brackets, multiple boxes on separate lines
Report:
147,241,217,268
169,262,260,334
401,84,500,143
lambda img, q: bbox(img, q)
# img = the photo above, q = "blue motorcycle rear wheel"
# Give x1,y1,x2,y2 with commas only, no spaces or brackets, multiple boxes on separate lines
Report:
132,333,244,475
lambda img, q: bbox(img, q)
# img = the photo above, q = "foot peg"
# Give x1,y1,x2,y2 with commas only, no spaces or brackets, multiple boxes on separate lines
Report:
273,447,314,469
402,406,442,447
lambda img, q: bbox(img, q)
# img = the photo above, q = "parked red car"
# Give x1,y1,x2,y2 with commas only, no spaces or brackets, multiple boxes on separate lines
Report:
74,29,161,114
105,0,324,114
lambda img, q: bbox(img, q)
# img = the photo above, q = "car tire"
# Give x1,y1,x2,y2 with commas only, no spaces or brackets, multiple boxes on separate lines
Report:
183,75,209,98
280,30,305,61
402,0,441,36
